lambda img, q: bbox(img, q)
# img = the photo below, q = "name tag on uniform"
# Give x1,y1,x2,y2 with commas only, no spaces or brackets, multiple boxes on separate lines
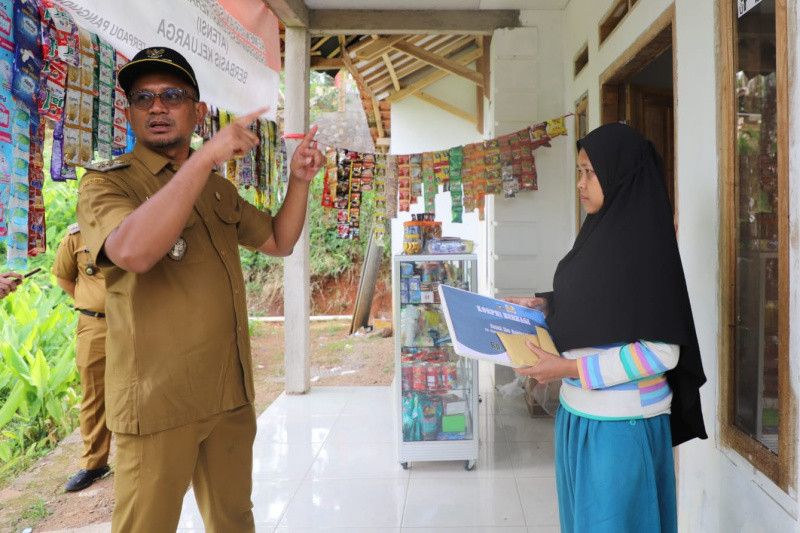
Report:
168,237,187,261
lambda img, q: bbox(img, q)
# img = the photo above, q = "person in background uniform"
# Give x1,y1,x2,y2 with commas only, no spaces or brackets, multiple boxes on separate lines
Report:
52,222,112,492
0,271,22,298
77,46,324,532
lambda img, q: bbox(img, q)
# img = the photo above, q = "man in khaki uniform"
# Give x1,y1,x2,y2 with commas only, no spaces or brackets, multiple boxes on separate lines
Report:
53,223,112,491
77,47,323,533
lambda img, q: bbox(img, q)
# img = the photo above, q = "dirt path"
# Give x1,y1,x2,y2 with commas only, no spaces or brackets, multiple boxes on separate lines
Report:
0,322,394,533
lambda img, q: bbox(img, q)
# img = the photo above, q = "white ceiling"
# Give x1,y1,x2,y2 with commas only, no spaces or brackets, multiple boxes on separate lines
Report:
304,0,569,10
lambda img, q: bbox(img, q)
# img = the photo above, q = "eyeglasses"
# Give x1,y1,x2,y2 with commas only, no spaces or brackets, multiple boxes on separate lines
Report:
128,88,198,110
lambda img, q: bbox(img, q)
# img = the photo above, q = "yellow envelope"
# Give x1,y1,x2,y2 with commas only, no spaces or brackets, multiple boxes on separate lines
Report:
535,326,559,355
497,328,559,368
496,333,540,367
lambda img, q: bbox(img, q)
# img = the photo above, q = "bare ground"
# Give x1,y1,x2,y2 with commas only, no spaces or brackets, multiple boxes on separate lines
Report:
0,321,394,533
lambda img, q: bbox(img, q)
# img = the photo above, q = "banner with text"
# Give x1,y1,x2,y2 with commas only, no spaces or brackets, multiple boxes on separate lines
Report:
57,0,278,119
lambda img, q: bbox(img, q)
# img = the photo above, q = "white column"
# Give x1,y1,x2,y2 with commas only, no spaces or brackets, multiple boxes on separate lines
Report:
283,26,311,394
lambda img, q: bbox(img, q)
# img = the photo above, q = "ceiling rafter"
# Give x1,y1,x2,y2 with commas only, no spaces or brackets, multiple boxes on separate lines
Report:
308,9,519,35
390,40,483,87
385,47,484,103
363,35,469,87
368,37,475,95
382,53,400,92
416,91,476,124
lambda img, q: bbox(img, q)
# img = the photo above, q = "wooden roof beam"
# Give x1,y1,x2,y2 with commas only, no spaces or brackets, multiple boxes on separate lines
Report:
382,54,401,91
309,9,520,35
366,36,473,90
263,0,308,28
385,48,483,103
355,35,408,62
310,35,333,53
310,57,344,70
391,40,483,87
356,34,431,74
416,91,476,124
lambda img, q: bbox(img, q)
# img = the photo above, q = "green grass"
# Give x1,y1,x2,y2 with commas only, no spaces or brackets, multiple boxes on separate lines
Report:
20,498,50,522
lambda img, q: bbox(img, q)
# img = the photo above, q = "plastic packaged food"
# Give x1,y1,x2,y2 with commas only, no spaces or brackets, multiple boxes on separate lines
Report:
424,237,474,255
403,220,423,254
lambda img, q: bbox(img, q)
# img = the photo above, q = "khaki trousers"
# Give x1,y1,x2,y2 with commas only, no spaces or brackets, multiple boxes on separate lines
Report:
76,314,112,470
111,403,257,533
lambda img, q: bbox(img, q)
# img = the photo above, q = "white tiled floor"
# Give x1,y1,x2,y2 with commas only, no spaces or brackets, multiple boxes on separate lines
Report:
47,367,560,533
177,364,560,533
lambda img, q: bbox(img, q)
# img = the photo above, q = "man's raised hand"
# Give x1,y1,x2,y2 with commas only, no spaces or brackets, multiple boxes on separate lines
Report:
289,126,325,182
200,107,268,167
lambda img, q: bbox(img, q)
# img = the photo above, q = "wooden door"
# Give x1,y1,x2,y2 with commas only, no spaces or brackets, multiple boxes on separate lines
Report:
628,84,675,208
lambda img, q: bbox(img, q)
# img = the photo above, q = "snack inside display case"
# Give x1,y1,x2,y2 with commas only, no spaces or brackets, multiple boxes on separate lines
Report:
393,254,478,470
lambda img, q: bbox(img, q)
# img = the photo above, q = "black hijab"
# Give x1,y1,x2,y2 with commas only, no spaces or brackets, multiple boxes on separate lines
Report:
547,123,707,446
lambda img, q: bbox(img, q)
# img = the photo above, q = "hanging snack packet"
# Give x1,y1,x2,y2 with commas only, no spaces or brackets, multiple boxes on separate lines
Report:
50,117,66,181
28,109,45,255
11,0,41,111
546,116,567,138
37,4,65,121
6,98,29,269
396,154,411,212
409,153,422,204
460,142,478,213
502,164,519,198
95,36,115,160
448,146,464,223
252,119,265,201
385,154,398,220
40,0,78,66
112,51,128,148
238,137,256,188
372,153,387,243
469,141,488,201
335,149,351,237
0,0,13,94
348,151,363,239
422,151,436,214
0,0,14,237
433,150,449,187
62,29,94,167
360,152,374,191
483,138,502,195
263,120,277,208
530,121,551,149
272,136,287,212
321,149,336,208
498,133,514,166
517,127,538,190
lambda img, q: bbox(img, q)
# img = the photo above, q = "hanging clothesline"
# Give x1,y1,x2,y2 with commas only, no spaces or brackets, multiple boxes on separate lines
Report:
309,114,572,242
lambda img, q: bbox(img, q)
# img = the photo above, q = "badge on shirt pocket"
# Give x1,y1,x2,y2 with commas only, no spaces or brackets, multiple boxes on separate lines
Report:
167,237,187,261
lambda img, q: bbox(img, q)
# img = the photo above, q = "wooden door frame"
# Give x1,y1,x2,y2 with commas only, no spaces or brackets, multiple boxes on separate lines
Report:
598,5,677,223
574,93,588,231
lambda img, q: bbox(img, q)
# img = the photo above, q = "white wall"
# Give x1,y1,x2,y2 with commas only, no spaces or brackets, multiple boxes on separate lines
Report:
389,73,487,292
563,1,799,531
486,11,575,299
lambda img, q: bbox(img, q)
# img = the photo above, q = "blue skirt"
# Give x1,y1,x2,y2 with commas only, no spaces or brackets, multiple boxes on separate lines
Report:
554,407,677,533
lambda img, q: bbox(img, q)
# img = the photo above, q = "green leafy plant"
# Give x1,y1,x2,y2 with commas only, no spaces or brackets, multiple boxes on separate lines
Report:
0,281,79,478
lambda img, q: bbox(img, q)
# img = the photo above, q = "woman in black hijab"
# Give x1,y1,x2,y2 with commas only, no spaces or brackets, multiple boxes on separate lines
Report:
514,123,706,533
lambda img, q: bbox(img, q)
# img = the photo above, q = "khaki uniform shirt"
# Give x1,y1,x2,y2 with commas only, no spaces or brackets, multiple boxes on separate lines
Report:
52,225,106,313
76,143,273,435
